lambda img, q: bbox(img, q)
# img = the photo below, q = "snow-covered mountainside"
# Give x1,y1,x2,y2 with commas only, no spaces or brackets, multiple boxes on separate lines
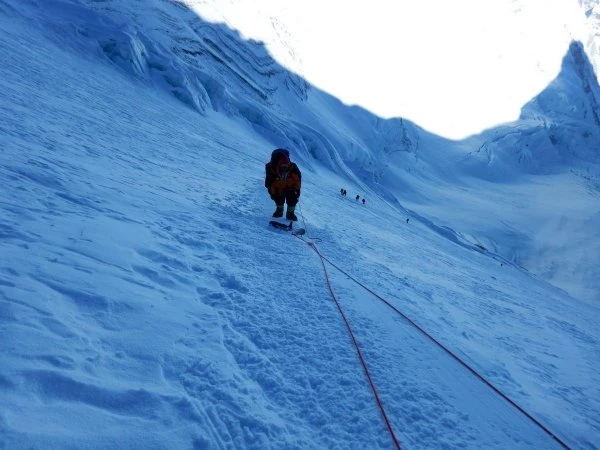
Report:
75,0,600,302
1,1,599,449
382,38,600,304
478,40,600,297
9,0,600,300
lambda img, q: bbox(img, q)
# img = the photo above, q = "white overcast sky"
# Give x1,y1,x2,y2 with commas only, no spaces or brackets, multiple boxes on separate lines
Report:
191,0,587,139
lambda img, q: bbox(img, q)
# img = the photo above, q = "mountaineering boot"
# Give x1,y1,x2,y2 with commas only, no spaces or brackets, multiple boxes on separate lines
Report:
272,204,284,218
286,206,298,221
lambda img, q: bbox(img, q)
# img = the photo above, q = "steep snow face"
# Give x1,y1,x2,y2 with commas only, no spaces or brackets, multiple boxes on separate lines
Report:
69,0,424,181
26,0,310,114
1,1,600,449
9,0,599,302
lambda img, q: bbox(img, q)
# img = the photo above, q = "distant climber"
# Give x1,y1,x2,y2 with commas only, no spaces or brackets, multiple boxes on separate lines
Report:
362,198,365,205
355,194,360,201
264,148,301,221
340,188,347,196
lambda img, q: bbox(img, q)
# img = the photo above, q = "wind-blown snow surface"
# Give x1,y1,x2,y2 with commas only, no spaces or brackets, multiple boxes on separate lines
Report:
0,1,599,449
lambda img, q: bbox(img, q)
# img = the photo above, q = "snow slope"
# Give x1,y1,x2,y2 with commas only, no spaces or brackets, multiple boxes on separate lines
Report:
0,1,599,449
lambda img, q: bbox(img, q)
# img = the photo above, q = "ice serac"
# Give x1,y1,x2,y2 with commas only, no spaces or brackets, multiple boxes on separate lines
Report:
79,0,310,114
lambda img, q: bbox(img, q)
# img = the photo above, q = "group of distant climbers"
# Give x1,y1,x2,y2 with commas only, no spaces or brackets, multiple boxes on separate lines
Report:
340,188,366,205
263,148,367,222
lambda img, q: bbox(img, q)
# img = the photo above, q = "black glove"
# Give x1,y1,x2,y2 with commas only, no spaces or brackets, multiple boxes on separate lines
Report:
295,190,301,200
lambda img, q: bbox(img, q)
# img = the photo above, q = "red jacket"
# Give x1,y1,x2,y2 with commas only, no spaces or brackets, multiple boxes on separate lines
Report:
264,161,301,197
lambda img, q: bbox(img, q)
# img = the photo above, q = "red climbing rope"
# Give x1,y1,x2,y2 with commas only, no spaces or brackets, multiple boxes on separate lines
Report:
315,250,571,450
291,202,569,449
306,241,402,450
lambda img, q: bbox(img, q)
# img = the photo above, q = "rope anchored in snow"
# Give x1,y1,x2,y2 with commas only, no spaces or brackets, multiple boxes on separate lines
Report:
290,208,569,449
305,241,402,450
314,251,571,450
